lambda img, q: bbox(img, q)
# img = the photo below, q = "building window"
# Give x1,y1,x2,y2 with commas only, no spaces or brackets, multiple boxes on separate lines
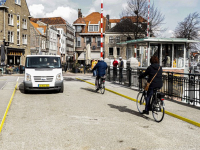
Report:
15,0,21,5
76,26,82,32
109,48,113,56
22,34,27,45
117,48,120,56
88,25,99,32
8,14,14,26
76,37,81,47
17,31,20,45
22,19,27,29
116,36,120,43
42,40,46,50
109,36,114,43
96,37,101,47
8,31,14,43
86,37,92,45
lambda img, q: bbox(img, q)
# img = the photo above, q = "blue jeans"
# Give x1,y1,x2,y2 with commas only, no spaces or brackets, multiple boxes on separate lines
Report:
93,70,97,76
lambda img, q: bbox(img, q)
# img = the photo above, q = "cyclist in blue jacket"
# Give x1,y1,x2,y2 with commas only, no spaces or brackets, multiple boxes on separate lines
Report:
92,57,107,91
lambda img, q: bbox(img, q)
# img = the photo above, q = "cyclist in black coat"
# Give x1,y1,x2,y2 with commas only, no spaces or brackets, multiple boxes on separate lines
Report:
139,56,163,114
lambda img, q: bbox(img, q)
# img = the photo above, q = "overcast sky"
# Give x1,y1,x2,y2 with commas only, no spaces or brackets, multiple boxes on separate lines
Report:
26,0,200,38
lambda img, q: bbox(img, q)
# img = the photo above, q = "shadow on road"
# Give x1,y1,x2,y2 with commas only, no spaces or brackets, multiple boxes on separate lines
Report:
108,104,153,121
80,87,97,93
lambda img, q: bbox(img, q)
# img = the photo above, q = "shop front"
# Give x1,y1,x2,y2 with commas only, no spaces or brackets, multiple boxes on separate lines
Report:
7,48,25,66
123,37,199,73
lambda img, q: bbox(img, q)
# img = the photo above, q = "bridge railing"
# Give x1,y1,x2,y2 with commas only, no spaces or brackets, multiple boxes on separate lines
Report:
106,66,200,107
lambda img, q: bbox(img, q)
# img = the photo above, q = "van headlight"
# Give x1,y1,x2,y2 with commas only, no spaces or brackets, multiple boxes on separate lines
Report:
56,73,61,81
25,73,31,81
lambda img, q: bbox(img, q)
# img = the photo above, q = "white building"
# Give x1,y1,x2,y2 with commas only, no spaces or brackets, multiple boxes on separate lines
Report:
57,28,67,61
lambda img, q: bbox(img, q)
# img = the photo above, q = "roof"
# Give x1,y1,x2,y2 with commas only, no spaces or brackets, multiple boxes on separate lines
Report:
121,16,147,23
73,12,107,33
30,21,47,35
73,17,86,25
30,17,66,25
117,37,200,44
109,19,120,23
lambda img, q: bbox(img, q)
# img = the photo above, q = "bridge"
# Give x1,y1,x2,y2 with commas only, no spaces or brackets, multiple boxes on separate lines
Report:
0,73,200,150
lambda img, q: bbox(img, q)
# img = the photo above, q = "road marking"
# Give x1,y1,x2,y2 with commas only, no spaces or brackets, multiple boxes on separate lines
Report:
76,78,200,128
1,82,7,90
0,78,18,133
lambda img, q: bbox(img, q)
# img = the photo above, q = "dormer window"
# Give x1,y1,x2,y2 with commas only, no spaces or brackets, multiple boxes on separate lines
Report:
76,26,82,32
88,25,99,32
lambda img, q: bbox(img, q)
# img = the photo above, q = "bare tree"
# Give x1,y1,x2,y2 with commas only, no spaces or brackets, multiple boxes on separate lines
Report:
174,12,200,52
115,0,165,40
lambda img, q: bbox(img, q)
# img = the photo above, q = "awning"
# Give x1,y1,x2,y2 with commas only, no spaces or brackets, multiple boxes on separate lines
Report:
7,47,25,54
78,52,100,60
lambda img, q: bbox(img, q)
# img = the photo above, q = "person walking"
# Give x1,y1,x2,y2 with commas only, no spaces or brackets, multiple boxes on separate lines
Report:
118,57,124,83
91,59,98,76
139,56,163,114
92,58,107,91
113,57,118,82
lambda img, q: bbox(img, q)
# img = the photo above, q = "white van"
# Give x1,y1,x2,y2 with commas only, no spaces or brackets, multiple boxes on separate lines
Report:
24,55,64,93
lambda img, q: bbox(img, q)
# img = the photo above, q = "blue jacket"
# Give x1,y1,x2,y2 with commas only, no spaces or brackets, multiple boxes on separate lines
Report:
92,61,107,77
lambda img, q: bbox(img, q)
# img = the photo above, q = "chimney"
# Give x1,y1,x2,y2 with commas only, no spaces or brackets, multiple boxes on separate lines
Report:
78,9,82,18
106,15,110,30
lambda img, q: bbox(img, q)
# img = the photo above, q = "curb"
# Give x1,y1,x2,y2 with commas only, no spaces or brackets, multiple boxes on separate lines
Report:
76,78,200,128
0,77,19,133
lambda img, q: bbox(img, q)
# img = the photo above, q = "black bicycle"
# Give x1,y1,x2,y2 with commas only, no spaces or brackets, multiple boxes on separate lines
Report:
95,76,106,94
136,88,165,122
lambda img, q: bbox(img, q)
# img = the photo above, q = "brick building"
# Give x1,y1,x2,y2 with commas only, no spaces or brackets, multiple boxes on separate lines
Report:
30,21,48,55
73,9,107,64
105,16,147,60
0,0,31,66
30,17,74,63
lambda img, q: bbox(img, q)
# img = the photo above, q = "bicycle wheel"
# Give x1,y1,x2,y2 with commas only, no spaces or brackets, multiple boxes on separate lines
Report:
136,92,146,114
152,99,165,122
100,82,105,94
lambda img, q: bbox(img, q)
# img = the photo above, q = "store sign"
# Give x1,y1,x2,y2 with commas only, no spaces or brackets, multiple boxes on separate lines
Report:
8,52,22,56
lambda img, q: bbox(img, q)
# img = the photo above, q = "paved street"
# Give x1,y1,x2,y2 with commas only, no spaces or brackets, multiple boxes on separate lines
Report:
0,73,200,150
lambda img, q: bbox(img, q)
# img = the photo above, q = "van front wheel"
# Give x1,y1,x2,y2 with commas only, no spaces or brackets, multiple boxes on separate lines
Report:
60,84,64,93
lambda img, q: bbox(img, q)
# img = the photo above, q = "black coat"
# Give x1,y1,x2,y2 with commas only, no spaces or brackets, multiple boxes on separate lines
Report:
139,63,163,88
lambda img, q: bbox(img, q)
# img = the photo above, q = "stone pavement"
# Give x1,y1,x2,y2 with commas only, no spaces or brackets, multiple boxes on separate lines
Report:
72,72,200,127
1,71,200,127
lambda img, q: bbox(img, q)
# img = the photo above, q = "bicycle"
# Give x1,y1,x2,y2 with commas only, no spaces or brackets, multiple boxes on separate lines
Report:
95,76,106,94
136,88,165,122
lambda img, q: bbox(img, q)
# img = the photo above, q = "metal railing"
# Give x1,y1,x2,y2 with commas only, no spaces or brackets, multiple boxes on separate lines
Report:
106,66,200,107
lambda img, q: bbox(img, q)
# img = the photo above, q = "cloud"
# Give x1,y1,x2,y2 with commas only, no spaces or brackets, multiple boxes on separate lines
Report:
84,7,96,17
29,4,45,18
45,6,77,24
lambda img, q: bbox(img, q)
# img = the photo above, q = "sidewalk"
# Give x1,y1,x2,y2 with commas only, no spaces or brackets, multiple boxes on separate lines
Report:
76,75,200,126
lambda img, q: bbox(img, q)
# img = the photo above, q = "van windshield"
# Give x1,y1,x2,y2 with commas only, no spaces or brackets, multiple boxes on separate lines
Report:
25,57,61,68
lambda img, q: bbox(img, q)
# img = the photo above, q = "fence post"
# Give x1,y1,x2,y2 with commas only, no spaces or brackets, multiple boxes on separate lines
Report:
108,66,110,81
129,68,131,87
